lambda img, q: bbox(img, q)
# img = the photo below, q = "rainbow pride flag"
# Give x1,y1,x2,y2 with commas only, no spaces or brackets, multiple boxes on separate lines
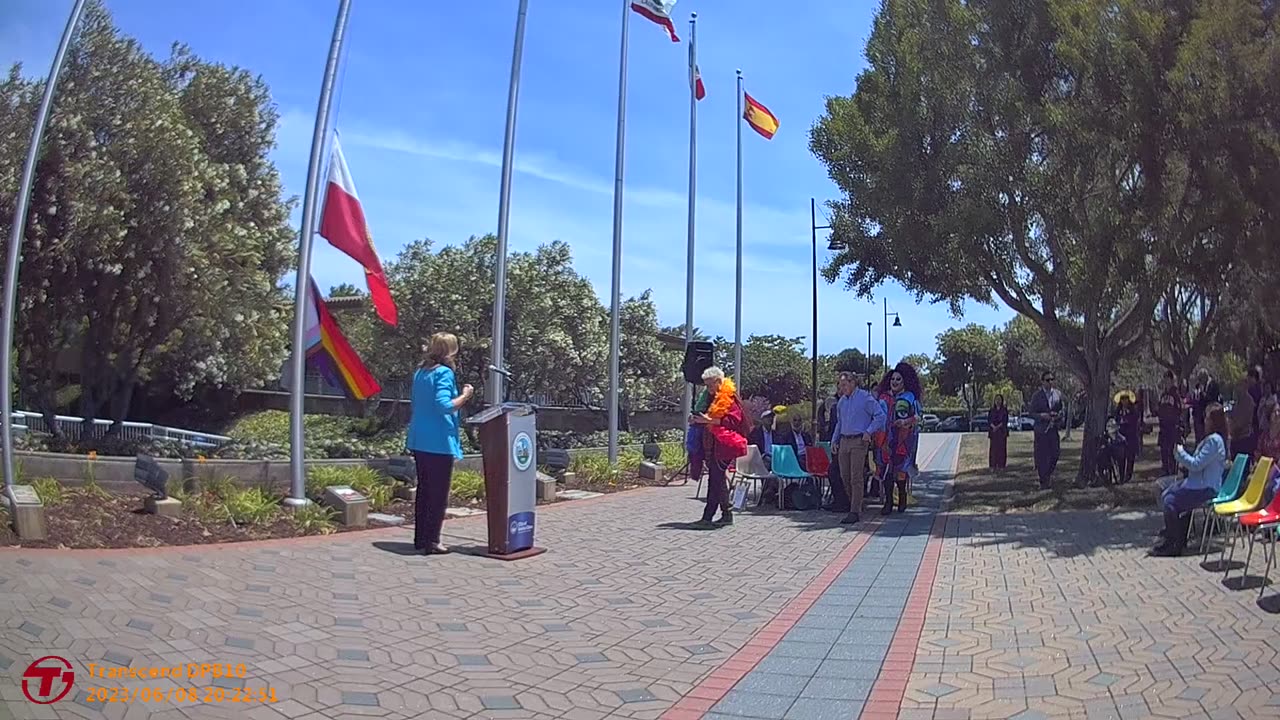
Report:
304,278,381,400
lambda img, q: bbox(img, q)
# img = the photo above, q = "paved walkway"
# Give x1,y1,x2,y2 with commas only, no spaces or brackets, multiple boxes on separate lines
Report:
666,434,960,720
900,510,1280,720
7,432,1278,720
2,439,958,720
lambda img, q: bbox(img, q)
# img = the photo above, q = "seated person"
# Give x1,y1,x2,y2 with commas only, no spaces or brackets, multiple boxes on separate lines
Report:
1153,404,1228,557
750,410,779,504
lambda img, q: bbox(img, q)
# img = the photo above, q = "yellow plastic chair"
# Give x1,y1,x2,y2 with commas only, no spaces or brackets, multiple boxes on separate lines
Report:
1214,457,1274,574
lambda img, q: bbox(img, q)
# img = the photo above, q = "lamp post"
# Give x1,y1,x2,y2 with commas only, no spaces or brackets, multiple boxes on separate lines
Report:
883,298,901,372
811,199,835,425
866,322,873,381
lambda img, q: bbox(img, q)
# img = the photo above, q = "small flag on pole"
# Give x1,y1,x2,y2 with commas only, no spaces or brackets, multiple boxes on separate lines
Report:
743,92,779,140
693,65,706,100
319,136,398,326
631,0,680,42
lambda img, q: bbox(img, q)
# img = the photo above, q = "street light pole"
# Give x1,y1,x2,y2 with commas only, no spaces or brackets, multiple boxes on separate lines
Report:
866,322,872,379
883,298,900,373
810,198,830,426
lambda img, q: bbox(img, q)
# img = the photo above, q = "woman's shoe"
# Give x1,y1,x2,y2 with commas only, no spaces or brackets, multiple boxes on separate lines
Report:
715,511,734,526
426,543,450,555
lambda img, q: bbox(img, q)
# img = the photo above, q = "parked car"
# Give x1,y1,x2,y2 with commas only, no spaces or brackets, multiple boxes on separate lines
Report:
971,412,990,432
936,416,966,432
1015,415,1037,431
921,414,940,432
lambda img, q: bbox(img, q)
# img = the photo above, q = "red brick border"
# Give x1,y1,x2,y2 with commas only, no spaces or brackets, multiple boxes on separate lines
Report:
860,512,947,719
660,521,884,719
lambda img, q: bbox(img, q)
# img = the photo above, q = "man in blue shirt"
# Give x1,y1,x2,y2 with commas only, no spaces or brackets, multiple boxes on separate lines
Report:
831,371,887,524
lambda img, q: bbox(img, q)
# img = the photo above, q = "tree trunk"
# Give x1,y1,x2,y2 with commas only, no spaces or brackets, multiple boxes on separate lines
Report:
105,378,135,438
1077,366,1114,486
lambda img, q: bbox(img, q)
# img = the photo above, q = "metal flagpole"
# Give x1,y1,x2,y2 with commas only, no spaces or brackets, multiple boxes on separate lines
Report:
488,0,530,407
607,0,631,465
682,12,698,437
286,0,353,507
1,0,88,493
734,69,744,390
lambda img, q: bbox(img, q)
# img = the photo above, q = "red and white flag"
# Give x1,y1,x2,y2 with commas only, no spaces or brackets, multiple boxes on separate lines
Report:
631,0,680,42
692,64,706,100
318,136,398,326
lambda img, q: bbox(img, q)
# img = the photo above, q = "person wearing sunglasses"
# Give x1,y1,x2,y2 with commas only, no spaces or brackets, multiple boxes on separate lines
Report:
1028,371,1064,489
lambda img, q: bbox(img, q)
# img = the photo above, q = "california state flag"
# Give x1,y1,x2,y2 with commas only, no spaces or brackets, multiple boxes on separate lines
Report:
318,137,398,326
631,0,679,42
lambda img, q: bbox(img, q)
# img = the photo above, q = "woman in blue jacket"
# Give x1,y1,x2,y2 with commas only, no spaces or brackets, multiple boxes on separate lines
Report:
1153,403,1228,556
408,333,473,555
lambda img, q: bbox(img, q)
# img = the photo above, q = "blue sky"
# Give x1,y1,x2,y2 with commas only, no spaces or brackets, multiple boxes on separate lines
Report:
3,0,1011,362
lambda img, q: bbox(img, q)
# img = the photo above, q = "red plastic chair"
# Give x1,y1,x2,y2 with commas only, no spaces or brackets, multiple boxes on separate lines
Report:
805,446,832,504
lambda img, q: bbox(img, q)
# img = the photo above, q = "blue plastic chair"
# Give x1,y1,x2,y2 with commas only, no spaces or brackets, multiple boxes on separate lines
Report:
771,446,815,509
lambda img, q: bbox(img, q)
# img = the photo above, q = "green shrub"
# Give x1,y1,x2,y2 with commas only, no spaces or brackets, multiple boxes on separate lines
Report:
28,478,64,506
289,503,337,535
305,465,393,506
571,454,623,486
200,475,239,501
451,470,485,502
228,411,407,459
223,487,281,526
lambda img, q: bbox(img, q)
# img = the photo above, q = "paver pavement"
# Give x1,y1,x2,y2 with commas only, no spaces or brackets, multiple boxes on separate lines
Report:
901,510,1280,720
0,444,903,720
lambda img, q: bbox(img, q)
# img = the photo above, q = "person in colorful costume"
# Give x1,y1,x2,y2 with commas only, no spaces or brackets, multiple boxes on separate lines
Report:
869,378,895,499
877,362,923,514
686,385,733,516
690,366,750,527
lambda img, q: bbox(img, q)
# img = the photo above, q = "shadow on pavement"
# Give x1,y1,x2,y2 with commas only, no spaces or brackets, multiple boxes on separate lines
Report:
372,541,420,556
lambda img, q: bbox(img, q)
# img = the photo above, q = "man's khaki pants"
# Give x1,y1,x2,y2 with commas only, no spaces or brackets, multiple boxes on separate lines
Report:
837,436,868,512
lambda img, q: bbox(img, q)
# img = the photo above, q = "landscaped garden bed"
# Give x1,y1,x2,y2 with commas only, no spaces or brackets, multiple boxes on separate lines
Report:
0,444,685,549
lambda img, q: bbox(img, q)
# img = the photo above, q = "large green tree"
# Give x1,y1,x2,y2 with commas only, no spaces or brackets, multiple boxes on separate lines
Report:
811,0,1278,480
0,1,295,435
720,334,812,405
935,325,1003,420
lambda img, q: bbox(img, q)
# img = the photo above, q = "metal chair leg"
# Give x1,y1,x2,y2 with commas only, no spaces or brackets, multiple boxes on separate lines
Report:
1186,507,1198,544
1224,519,1240,580
1244,528,1257,579
1201,512,1216,559
1259,527,1269,599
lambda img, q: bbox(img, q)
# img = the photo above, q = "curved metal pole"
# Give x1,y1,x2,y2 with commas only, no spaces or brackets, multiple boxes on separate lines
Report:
286,0,353,506
2,0,88,493
488,0,530,407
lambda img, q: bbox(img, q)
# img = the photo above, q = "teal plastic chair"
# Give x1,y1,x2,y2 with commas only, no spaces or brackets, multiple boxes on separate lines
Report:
771,446,814,508
1196,453,1249,556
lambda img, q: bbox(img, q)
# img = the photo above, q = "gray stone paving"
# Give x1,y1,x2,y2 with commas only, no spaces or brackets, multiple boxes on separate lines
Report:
0,460,883,720
706,435,959,720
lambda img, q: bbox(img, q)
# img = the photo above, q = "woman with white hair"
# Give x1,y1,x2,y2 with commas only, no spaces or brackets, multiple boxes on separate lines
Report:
689,366,750,527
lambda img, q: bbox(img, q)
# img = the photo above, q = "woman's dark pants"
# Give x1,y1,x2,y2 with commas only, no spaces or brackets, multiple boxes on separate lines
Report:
413,451,454,550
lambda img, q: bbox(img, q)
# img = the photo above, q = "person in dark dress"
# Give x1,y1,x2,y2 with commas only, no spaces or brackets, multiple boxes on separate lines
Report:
1115,393,1141,484
988,395,1009,470
1157,393,1183,476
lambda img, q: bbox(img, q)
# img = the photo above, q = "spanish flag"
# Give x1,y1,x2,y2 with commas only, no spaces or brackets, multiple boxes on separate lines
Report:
743,92,779,140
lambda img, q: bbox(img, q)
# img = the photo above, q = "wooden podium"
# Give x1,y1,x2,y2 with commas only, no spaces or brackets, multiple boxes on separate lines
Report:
466,402,545,560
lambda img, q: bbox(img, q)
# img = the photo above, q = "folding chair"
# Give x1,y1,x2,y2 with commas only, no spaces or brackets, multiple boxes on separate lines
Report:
1232,459,1280,588
1214,457,1274,578
771,446,813,508
804,446,832,505
1195,454,1248,555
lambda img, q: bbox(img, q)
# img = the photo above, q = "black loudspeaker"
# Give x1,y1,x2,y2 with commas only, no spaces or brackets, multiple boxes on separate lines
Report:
682,341,715,384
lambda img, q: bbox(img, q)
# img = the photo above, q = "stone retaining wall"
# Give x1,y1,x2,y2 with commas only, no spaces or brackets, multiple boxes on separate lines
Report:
14,443,676,495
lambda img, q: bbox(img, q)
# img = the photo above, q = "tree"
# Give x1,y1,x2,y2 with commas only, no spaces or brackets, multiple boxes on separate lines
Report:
832,347,884,378
329,283,362,298
0,1,295,435
618,291,684,413
810,0,1279,481
934,325,1002,422
721,334,811,405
